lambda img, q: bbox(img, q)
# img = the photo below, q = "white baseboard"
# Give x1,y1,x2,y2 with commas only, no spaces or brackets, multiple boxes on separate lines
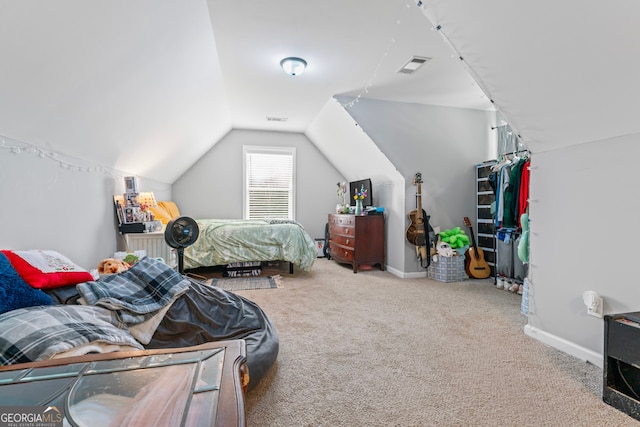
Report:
385,265,426,279
524,324,603,369
384,265,403,278
403,271,428,279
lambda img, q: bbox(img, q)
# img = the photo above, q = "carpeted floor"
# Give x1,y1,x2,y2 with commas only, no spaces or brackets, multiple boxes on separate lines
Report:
231,258,640,427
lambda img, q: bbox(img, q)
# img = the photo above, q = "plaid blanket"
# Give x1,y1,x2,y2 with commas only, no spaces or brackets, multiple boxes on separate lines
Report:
77,257,190,325
0,304,143,365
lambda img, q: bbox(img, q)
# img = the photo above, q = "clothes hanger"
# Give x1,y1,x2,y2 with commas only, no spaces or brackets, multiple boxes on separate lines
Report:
491,154,511,172
511,150,520,162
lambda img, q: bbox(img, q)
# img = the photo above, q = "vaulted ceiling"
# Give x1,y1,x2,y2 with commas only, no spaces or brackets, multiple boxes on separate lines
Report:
2,1,634,184
206,0,491,132
0,0,489,183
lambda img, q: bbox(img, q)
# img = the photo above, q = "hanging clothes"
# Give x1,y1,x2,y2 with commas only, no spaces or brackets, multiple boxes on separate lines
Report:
518,159,531,227
502,158,526,229
495,163,511,228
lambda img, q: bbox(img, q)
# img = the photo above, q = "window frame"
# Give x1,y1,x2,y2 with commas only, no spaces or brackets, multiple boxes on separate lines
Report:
242,145,296,220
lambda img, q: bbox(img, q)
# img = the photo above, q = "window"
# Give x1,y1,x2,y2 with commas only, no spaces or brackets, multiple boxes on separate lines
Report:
243,146,296,220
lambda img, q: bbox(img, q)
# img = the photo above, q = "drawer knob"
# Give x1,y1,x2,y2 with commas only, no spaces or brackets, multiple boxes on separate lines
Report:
344,229,349,234
345,239,350,245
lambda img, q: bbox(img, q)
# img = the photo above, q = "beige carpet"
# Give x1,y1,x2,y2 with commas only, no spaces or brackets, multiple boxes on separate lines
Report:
234,258,640,427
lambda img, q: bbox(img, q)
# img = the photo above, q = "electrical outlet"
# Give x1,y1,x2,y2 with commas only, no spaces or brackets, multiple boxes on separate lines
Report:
587,296,603,318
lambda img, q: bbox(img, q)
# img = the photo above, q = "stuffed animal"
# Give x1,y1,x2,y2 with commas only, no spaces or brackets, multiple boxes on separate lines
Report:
439,227,470,250
122,253,139,266
436,240,456,257
97,258,130,274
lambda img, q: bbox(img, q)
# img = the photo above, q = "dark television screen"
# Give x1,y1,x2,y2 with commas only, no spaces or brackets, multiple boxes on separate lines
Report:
349,178,372,207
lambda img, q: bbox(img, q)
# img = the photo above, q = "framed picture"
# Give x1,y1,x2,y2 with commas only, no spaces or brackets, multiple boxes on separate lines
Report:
114,198,124,225
124,176,137,194
124,193,139,207
122,206,139,224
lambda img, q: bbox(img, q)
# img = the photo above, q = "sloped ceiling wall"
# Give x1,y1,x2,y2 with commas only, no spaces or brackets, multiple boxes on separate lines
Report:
420,0,640,152
0,0,231,183
306,98,401,185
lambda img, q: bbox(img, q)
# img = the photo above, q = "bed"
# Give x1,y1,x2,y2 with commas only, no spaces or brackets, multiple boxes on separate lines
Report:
0,250,279,400
150,201,317,273
184,218,317,272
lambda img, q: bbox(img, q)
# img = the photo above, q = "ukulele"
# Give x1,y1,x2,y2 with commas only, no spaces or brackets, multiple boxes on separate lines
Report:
406,173,431,266
463,217,491,279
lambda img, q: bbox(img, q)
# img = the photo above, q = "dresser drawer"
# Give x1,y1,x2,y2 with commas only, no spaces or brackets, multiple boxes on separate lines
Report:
331,215,355,227
330,233,355,248
329,243,354,262
329,223,355,237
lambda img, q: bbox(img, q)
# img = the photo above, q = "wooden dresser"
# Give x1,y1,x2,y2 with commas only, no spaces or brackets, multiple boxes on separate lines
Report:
328,213,385,273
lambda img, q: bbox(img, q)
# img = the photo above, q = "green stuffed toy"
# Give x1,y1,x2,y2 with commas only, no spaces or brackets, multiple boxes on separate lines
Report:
122,253,139,266
518,213,530,263
439,227,470,249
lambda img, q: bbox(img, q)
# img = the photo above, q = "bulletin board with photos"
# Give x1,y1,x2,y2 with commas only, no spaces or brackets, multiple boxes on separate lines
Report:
114,177,162,233
114,193,157,224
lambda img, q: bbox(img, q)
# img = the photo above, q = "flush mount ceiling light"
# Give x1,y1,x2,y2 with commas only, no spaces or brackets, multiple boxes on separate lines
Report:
280,57,307,76
397,56,431,74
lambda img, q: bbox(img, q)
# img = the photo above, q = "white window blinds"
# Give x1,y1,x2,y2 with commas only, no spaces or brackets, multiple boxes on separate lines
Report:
243,146,295,220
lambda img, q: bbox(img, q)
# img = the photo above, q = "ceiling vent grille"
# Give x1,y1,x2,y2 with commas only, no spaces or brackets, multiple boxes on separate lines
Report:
266,116,288,122
397,56,431,74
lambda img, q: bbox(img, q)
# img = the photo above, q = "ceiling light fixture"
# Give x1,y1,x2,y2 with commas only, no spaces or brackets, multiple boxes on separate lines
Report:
280,57,307,76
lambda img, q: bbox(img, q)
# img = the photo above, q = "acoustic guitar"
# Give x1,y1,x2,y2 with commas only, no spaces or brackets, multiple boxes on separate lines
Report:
463,217,491,279
406,173,430,266
406,173,427,247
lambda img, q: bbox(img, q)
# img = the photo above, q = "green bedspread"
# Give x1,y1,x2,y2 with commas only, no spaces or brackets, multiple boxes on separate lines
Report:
183,219,317,271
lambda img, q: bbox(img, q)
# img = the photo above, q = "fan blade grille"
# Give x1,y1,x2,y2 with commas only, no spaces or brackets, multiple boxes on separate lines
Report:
165,217,200,249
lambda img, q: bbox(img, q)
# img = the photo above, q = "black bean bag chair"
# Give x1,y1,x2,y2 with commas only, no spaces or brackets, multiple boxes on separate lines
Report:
146,279,279,391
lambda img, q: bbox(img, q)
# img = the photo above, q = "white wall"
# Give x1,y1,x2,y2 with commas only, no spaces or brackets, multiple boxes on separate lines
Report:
171,129,345,240
338,97,494,274
0,146,171,269
525,133,640,366
305,98,404,272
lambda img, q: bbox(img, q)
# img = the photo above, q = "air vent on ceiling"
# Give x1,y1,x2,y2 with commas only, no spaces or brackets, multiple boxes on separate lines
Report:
266,116,288,122
397,56,431,74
